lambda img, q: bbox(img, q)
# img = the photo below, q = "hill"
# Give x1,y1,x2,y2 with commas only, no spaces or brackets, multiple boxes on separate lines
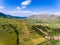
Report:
0,13,60,45
0,12,27,19
27,14,60,22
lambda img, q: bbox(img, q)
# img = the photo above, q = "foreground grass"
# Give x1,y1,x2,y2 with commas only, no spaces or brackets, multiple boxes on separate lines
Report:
0,17,23,45
32,37,46,45
0,17,60,45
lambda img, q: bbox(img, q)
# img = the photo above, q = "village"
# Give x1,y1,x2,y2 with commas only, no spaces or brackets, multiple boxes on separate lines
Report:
45,36,60,40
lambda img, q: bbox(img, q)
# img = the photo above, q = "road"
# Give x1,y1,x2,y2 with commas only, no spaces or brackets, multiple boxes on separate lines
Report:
19,22,30,45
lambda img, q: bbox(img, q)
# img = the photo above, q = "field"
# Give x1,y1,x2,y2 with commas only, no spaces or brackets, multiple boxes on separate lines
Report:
0,17,60,45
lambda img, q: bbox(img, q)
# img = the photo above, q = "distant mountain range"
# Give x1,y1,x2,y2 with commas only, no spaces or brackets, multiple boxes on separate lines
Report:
0,12,60,22
27,14,60,21
0,12,27,19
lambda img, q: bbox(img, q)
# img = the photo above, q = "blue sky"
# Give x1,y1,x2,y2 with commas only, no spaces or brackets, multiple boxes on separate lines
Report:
0,0,60,17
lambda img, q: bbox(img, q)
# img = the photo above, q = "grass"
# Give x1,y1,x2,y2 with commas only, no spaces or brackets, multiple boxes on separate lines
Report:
57,41,60,45
0,17,23,45
28,21,60,45
32,37,46,45
0,41,6,45
0,17,60,45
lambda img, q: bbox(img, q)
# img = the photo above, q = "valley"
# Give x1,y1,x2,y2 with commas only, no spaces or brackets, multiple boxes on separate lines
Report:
0,13,60,45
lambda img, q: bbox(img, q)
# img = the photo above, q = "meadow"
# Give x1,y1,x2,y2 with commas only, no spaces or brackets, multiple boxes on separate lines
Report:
0,17,60,45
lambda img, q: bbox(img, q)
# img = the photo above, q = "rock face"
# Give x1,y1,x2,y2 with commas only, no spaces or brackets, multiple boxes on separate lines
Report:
27,14,60,21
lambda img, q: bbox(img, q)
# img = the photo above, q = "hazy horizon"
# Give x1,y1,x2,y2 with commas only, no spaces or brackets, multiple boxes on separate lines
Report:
0,0,60,17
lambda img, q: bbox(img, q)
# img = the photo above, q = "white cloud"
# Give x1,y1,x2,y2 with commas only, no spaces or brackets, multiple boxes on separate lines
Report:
51,11,60,15
21,0,31,8
0,8,60,17
21,0,31,5
0,6,5,9
16,7,21,10
21,6,26,8
6,10,53,17
7,10,32,16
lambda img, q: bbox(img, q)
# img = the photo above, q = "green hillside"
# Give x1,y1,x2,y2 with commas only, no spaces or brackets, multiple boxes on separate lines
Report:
0,17,23,45
0,13,60,45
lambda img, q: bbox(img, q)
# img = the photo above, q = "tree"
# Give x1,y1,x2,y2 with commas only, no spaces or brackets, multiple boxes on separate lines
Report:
2,23,19,45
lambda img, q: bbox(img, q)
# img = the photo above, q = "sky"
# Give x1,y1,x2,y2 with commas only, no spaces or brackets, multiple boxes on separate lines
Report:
0,0,60,17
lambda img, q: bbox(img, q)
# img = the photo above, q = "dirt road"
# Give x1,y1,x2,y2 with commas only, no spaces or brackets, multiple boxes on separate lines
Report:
19,22,30,45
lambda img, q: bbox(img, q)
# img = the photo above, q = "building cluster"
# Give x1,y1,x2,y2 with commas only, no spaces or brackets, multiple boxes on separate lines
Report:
45,36,60,40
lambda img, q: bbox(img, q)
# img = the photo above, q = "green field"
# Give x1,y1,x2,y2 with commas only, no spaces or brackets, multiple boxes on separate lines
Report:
0,17,60,45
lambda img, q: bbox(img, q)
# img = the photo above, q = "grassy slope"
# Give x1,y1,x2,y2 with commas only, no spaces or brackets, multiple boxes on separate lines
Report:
0,17,60,45
28,20,60,45
0,17,46,45
0,17,35,45
0,17,23,45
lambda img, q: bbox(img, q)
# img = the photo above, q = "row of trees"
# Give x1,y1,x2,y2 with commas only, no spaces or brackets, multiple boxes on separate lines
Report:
32,25,60,45
2,23,19,45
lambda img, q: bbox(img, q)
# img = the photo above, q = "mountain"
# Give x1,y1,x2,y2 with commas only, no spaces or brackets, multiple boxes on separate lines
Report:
0,12,8,18
27,14,60,22
0,12,27,19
